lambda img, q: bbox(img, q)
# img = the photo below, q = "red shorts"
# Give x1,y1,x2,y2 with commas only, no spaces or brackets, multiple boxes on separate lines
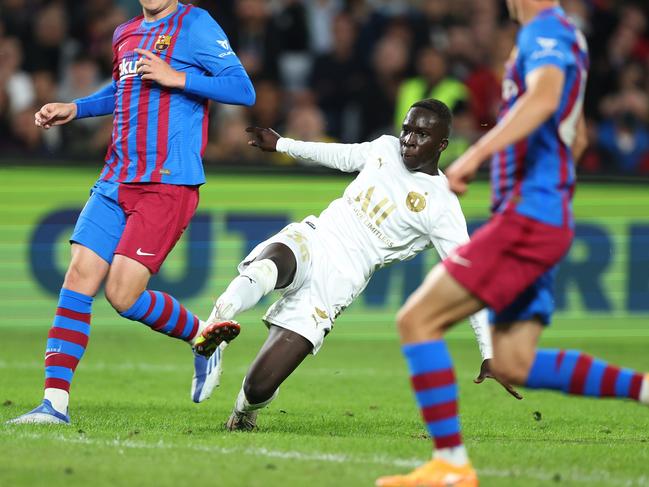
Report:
115,183,199,274
443,211,573,313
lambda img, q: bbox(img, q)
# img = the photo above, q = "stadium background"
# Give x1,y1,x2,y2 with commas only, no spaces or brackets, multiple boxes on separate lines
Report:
1,1,649,487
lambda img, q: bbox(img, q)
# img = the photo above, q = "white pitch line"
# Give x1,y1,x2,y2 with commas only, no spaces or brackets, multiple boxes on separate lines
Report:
0,430,647,486
0,361,481,379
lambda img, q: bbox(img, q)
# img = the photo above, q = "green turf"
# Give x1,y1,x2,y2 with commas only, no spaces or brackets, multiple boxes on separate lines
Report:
1,166,648,486
1,322,649,487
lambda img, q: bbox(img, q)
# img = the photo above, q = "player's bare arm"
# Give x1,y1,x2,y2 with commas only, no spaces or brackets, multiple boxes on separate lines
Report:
246,126,281,152
447,65,565,195
34,103,77,130
135,48,186,89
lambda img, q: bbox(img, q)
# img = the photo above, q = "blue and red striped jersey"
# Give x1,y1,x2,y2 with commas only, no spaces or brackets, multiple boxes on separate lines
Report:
76,3,253,189
490,7,589,227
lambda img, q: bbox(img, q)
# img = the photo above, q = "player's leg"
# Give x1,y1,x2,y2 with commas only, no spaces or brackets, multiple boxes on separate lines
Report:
489,267,649,403
227,325,312,431
217,242,298,318
376,264,483,487
9,191,121,424
198,242,296,346
190,241,298,402
104,184,213,345
491,321,649,403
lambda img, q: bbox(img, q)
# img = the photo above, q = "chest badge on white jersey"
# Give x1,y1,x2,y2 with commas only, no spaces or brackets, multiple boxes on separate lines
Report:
406,192,427,212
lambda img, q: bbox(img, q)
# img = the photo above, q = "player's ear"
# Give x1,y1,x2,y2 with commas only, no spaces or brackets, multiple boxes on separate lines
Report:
439,138,449,153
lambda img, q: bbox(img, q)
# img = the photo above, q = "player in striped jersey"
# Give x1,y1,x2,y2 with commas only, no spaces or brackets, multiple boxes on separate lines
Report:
377,2,649,486
8,0,254,425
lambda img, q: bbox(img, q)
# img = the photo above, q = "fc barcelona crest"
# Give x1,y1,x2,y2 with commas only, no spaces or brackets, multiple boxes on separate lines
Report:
155,35,172,51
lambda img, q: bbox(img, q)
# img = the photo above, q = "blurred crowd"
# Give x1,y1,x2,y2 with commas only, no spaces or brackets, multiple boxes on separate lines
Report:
1,0,648,175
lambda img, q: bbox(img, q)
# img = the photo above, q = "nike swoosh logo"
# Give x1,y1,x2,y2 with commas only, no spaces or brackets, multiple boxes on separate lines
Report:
45,352,63,359
118,42,127,51
136,248,156,256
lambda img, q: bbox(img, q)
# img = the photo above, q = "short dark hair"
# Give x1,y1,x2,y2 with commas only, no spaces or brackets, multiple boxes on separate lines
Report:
410,99,452,138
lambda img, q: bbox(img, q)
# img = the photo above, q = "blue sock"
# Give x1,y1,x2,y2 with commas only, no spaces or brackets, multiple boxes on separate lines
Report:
525,349,645,399
402,340,463,450
120,290,199,342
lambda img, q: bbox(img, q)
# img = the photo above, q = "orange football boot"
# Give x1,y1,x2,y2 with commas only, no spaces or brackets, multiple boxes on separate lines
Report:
376,458,478,487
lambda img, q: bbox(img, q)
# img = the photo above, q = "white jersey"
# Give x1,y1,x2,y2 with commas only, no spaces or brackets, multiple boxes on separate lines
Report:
276,135,492,359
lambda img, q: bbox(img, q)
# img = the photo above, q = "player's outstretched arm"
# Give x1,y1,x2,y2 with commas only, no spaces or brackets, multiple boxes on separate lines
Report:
35,103,77,129
446,66,565,195
246,126,373,173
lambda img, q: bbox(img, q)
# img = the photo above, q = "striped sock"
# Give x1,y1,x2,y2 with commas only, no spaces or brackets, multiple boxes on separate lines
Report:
526,349,648,401
44,288,93,413
120,290,200,342
403,340,467,465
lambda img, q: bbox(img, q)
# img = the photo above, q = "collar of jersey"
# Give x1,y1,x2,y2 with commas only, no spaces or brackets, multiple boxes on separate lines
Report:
141,3,183,29
537,5,564,19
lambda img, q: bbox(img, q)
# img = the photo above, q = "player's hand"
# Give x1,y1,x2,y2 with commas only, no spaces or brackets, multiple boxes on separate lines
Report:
474,359,523,400
246,126,281,152
445,147,484,196
34,103,77,129
134,48,186,89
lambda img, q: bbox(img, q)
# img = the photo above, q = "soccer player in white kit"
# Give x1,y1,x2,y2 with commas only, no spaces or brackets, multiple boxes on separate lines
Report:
192,99,520,428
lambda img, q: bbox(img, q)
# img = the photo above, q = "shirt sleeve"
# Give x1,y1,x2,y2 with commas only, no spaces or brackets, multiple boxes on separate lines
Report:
276,137,375,173
184,65,255,106
519,17,575,76
74,81,117,119
427,195,493,360
183,11,254,105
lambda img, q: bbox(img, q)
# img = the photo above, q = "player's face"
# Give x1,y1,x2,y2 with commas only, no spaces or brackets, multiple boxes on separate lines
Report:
399,108,448,172
139,0,176,15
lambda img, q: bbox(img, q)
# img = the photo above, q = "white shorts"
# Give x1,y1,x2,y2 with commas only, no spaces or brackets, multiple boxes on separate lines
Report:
238,217,357,354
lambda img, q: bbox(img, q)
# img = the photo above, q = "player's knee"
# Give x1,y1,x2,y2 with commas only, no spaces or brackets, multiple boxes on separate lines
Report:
104,282,138,313
396,306,446,338
63,261,95,289
243,377,276,406
490,356,530,385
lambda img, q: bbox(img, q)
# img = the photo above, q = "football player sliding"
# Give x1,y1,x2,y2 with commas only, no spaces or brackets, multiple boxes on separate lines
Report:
192,99,522,429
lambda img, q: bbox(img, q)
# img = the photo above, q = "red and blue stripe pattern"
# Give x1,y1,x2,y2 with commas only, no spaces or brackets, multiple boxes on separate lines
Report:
120,290,199,341
490,7,588,228
526,350,646,399
101,4,199,185
403,340,463,449
45,289,93,392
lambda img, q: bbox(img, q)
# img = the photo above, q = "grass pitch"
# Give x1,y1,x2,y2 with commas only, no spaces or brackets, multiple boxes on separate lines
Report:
1,167,648,486
1,318,649,487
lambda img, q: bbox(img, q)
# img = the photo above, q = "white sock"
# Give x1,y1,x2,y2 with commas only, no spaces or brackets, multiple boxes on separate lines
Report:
234,380,279,412
640,375,649,405
210,259,279,322
434,446,469,467
44,388,69,414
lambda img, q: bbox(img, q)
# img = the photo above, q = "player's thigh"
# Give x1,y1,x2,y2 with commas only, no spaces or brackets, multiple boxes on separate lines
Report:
239,221,314,293
491,319,544,384
63,243,111,296
254,243,297,289
69,191,126,272
104,255,151,312
115,183,199,275
397,263,485,343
